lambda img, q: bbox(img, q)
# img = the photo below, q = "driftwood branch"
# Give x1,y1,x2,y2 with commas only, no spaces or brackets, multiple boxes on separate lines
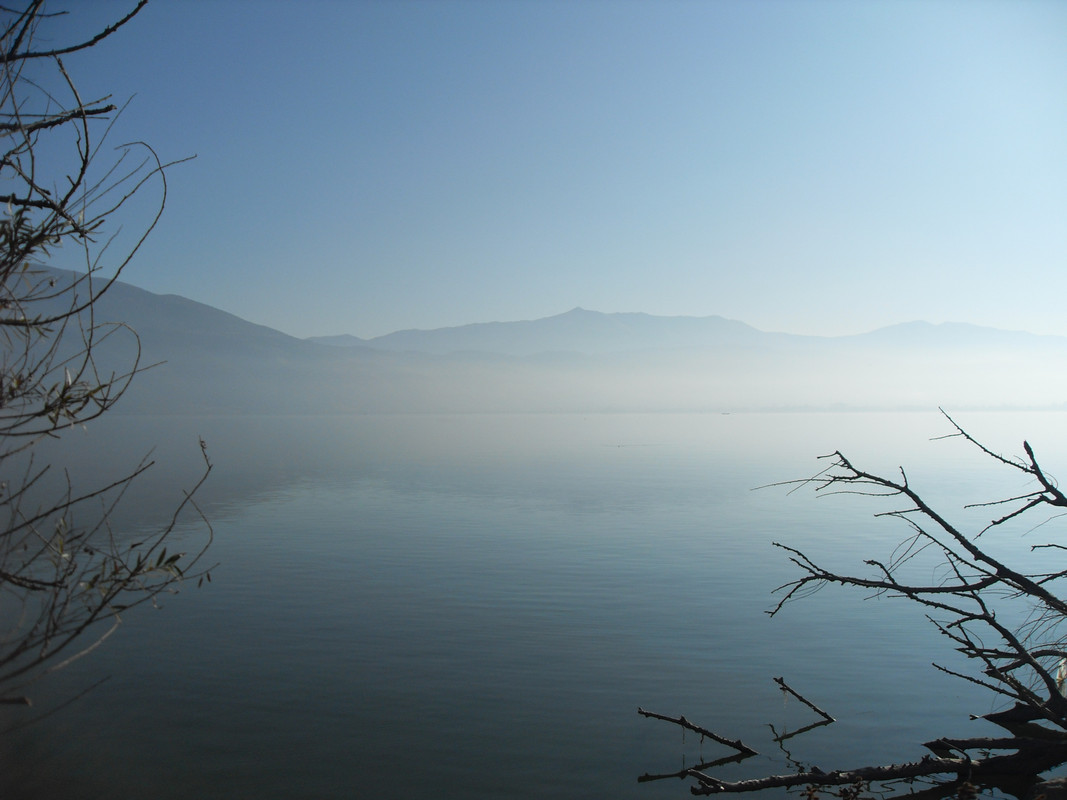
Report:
690,741,1067,794
638,752,751,784
773,676,834,722
637,708,758,757
689,755,970,795
641,412,1067,795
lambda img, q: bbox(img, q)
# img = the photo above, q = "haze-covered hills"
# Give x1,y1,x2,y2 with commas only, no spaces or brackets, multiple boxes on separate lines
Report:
308,307,775,356
33,269,1067,413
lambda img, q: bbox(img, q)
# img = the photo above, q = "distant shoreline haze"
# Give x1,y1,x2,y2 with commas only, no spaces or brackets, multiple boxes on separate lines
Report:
42,268,1067,414
306,307,1058,356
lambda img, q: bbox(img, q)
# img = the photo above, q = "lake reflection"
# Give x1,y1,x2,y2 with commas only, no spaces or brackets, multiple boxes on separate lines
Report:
3,412,1065,799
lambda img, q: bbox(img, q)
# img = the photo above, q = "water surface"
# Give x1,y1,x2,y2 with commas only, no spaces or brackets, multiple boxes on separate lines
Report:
3,411,1064,799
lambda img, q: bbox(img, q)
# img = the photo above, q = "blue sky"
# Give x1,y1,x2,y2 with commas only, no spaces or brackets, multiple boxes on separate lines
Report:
45,0,1067,339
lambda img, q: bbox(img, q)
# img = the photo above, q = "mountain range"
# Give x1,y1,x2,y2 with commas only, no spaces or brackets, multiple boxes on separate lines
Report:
307,308,774,356
34,269,1067,414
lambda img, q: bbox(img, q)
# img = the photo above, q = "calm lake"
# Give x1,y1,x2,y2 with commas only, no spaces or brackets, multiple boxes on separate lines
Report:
3,411,1065,799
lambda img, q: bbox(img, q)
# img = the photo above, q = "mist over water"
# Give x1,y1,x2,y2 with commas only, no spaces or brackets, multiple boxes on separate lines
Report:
63,275,1067,416
3,411,1065,799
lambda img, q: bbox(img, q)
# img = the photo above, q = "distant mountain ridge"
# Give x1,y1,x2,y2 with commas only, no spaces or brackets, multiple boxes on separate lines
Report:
308,307,772,357
307,306,1065,357
28,268,1067,413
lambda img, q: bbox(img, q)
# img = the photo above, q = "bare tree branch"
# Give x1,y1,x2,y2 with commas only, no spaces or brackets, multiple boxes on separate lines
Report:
0,1,148,64
0,1,212,711
638,708,758,757
642,414,1067,796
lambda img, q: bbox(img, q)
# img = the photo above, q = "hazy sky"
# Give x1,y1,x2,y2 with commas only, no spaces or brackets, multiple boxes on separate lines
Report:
45,1,1067,339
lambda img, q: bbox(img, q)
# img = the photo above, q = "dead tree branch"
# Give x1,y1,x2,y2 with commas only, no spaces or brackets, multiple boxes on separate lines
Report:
638,707,759,757
642,412,1067,796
